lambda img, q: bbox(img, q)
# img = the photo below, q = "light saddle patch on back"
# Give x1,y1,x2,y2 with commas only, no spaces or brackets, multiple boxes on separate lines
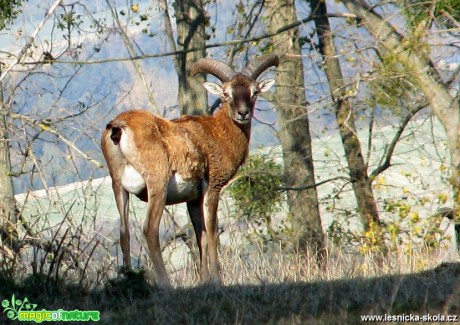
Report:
118,125,201,202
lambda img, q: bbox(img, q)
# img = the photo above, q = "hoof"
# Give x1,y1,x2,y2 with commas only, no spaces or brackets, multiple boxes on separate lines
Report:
118,266,145,278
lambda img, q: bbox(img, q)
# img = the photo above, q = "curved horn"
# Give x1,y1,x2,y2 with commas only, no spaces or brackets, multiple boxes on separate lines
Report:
242,54,279,80
192,58,236,82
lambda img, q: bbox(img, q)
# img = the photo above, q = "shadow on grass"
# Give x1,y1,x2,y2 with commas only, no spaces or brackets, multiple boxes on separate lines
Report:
1,263,459,324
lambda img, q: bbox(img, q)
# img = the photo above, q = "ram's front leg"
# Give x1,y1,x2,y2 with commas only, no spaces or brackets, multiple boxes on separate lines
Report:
143,179,170,288
203,188,222,284
187,199,210,283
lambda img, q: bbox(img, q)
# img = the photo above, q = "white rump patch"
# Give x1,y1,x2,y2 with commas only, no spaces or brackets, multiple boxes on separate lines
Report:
122,164,146,195
118,127,137,161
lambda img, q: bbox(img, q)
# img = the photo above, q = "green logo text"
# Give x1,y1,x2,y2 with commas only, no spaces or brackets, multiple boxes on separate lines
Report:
2,295,100,323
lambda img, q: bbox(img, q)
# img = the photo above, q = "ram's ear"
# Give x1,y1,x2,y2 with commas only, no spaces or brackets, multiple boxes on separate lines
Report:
258,78,276,93
202,82,223,96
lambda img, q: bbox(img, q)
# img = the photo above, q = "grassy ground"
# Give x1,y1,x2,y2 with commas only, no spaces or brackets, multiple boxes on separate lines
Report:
1,248,459,324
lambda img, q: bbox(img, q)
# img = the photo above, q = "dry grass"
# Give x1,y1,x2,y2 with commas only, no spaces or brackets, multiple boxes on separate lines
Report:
168,240,447,287
1,243,458,324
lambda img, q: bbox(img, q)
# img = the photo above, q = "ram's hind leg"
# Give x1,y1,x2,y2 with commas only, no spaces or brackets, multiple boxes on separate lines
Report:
143,178,170,288
113,181,132,271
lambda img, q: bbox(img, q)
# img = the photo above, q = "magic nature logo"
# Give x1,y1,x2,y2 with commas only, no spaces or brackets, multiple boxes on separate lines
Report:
2,294,100,323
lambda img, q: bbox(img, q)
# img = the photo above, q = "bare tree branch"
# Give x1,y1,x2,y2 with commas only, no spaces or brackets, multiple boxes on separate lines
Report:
105,0,160,114
370,99,429,179
0,0,62,82
16,13,358,66
3,110,104,169
227,0,265,67
158,0,179,71
276,176,350,192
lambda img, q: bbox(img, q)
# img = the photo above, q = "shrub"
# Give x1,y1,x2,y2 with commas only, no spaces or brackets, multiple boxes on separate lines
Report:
227,154,286,249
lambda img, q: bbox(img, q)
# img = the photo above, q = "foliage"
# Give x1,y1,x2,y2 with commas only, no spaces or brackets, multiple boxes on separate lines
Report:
328,195,449,258
0,0,23,30
367,52,419,112
227,153,288,249
229,153,284,219
400,0,460,29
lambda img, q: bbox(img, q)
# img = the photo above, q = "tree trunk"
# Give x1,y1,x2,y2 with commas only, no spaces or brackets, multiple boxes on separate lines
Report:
0,75,18,244
174,0,209,115
310,0,380,229
342,0,460,220
266,0,325,257
158,0,210,270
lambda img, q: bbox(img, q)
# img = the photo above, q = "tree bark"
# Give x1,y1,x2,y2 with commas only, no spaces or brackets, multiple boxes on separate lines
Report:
266,0,325,257
0,72,18,244
342,0,460,220
310,0,380,229
174,0,209,115
158,0,209,270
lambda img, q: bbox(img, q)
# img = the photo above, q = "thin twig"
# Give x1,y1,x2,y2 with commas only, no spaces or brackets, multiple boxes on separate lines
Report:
16,13,358,66
4,110,104,168
106,0,160,114
370,100,428,179
0,0,62,82
276,176,350,192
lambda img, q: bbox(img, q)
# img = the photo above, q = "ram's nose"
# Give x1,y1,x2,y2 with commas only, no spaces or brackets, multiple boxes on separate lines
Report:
236,107,251,122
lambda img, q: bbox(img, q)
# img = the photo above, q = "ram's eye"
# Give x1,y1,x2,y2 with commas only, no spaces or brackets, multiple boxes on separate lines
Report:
252,90,260,98
222,92,230,99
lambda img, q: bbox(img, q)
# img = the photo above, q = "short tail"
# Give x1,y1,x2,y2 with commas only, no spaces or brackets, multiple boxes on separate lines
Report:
106,119,126,145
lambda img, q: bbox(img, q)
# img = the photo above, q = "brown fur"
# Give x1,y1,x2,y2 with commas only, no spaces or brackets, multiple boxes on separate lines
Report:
101,68,276,288
103,107,250,198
